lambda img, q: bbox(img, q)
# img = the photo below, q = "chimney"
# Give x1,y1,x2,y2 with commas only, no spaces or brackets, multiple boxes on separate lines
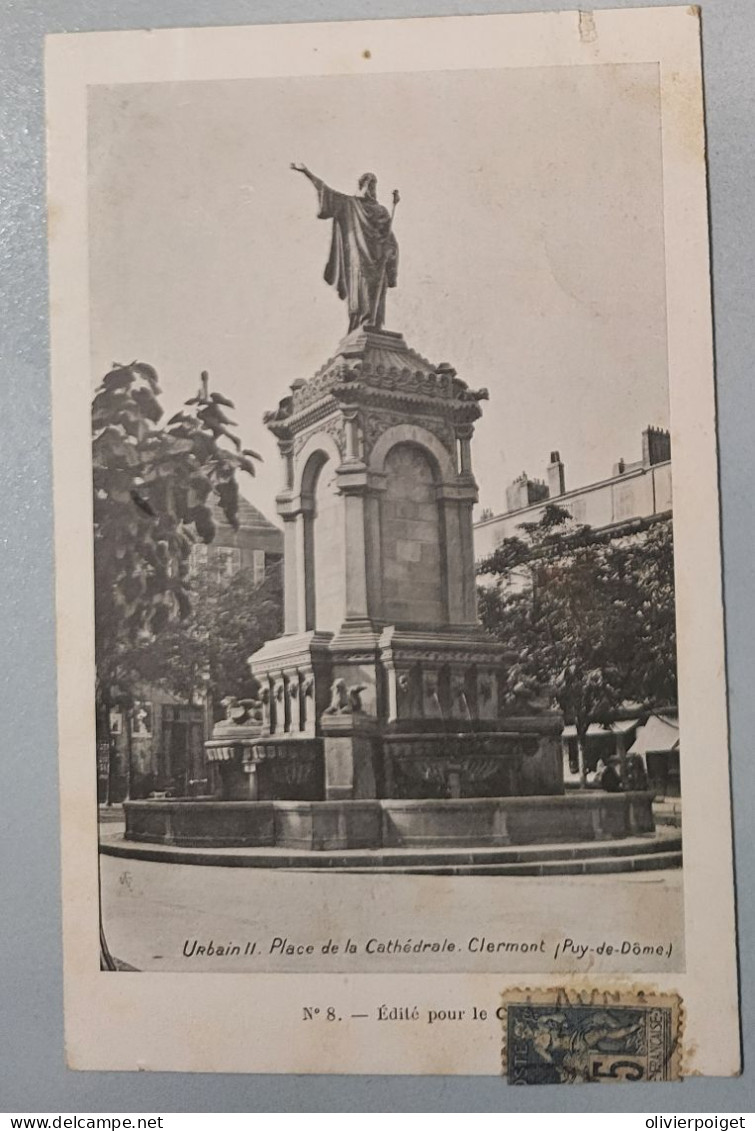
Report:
547,450,566,497
505,473,528,512
642,426,671,467
506,472,549,513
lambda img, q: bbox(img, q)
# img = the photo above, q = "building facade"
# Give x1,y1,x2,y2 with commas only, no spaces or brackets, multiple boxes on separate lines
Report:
99,493,283,803
190,495,284,582
474,426,672,561
474,427,677,795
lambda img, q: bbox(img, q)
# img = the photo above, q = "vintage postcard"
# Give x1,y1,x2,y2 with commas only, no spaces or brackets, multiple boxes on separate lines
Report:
47,7,739,1077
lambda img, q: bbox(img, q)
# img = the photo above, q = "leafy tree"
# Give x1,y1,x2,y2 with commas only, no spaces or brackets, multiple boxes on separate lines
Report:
92,362,261,788
129,558,283,716
477,505,676,784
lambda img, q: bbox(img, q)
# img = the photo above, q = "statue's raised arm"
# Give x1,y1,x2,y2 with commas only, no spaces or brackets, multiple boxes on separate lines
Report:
290,162,324,192
291,165,399,333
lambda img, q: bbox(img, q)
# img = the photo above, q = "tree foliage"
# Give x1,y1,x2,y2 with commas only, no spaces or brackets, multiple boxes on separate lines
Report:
477,504,677,742
92,362,261,708
129,559,283,713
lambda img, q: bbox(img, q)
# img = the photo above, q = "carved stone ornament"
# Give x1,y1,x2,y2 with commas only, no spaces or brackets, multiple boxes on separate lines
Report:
478,677,493,703
325,677,350,714
361,410,454,458
324,677,367,714
263,395,294,425
293,414,347,459
220,696,263,726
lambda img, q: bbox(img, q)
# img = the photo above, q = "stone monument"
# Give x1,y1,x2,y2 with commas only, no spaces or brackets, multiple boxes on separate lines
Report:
224,166,564,814
126,170,658,858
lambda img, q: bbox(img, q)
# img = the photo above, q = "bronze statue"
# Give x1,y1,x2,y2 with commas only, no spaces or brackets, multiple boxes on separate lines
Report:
291,164,399,332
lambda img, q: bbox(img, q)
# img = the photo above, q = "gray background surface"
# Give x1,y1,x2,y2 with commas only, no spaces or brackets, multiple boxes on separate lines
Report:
0,0,752,1113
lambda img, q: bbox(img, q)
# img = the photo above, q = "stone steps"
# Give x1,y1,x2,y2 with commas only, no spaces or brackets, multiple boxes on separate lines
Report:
305,850,683,876
101,830,681,874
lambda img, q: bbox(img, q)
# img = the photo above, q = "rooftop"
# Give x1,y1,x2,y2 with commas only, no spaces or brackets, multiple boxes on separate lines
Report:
210,493,281,534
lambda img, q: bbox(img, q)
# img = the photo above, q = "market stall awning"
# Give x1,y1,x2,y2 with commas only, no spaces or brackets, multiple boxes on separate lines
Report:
632,714,679,755
561,719,639,739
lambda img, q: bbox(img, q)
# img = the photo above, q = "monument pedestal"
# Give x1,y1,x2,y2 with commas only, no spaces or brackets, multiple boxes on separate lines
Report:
320,712,378,800
234,326,564,804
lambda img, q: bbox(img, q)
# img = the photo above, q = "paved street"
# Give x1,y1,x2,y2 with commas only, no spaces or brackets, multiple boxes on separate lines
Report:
100,851,684,975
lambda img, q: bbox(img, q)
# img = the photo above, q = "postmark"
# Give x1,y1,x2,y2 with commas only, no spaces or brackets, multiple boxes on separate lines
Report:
501,988,682,1084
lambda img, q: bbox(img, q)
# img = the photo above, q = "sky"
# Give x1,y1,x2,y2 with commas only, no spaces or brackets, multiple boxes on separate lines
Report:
88,62,668,522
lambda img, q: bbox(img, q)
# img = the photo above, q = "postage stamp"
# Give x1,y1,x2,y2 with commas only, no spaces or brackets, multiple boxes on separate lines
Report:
501,988,682,1084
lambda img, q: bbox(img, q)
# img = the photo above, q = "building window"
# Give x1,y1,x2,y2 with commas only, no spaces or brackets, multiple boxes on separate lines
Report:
189,544,209,573
212,546,241,578
253,549,266,586
132,701,153,738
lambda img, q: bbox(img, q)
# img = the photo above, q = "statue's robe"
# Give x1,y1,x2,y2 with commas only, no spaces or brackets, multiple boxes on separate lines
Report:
316,181,398,332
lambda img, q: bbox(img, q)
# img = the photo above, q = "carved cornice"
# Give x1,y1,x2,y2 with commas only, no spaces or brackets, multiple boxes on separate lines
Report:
262,333,488,440
334,382,483,424
274,384,482,445
295,362,458,413
249,631,334,674
377,627,505,667
242,740,321,765
381,645,506,666
330,381,484,423
284,395,341,437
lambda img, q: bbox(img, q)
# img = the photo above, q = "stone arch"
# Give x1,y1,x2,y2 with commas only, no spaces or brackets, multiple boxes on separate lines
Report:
295,430,343,500
296,437,345,633
368,423,456,483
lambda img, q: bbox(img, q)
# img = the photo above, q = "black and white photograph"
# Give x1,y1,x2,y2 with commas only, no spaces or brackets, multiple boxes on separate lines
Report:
47,7,738,1076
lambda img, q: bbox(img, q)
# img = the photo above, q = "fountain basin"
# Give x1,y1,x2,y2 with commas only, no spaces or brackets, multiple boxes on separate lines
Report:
124,791,655,850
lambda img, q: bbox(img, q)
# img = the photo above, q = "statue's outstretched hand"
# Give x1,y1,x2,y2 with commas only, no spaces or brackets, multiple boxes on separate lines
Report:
290,162,308,174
